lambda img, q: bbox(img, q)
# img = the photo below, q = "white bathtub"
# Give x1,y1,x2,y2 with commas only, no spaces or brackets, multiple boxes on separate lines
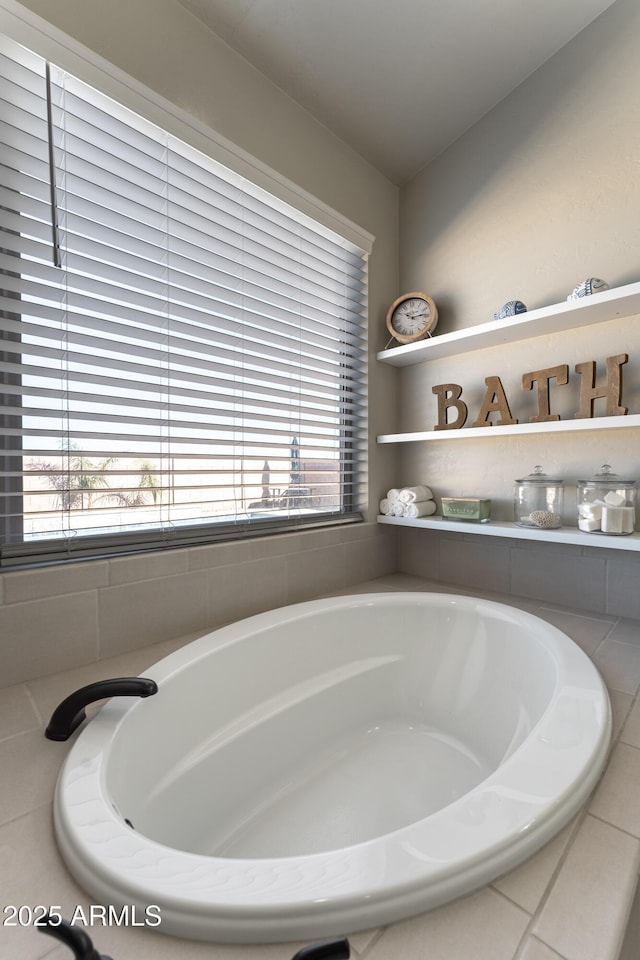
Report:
53,592,611,943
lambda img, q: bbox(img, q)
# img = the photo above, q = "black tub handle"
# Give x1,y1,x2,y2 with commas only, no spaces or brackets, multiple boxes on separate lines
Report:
45,677,158,741
39,914,346,959
38,914,112,959
292,938,350,960
39,916,346,960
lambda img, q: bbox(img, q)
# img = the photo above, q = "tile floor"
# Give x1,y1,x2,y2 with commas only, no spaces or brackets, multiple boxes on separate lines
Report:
1,574,639,960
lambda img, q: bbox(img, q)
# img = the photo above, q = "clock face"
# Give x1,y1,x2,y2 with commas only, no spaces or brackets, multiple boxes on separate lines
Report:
386,293,438,343
392,297,432,335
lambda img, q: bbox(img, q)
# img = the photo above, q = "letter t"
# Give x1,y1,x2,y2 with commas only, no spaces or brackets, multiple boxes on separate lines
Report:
522,364,569,422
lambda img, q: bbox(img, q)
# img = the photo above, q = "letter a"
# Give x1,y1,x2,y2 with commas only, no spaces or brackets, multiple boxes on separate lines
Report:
472,376,518,427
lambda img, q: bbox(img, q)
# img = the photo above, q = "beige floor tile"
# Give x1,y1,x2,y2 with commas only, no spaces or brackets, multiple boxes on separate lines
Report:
368,573,438,591
518,937,566,960
0,805,87,960
0,684,41,739
157,627,210,655
589,741,640,836
533,606,615,655
608,619,640,645
477,590,540,611
492,819,577,914
321,582,401,597
347,927,383,956
620,696,640,747
533,601,617,624
533,815,640,960
407,581,540,610
0,730,69,827
366,888,529,960
609,689,634,741
593,638,640,695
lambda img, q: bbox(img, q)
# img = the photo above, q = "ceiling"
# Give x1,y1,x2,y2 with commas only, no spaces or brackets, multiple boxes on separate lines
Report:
176,0,617,184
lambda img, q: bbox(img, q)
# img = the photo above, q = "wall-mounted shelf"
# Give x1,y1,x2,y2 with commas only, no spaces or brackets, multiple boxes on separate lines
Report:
378,413,640,444
376,281,640,549
377,280,640,367
378,514,640,552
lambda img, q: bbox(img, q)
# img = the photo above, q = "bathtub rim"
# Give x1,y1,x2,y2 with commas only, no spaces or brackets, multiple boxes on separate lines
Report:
52,591,612,943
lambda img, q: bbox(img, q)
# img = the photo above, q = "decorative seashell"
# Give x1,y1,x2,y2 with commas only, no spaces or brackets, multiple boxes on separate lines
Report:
494,300,527,320
567,278,609,301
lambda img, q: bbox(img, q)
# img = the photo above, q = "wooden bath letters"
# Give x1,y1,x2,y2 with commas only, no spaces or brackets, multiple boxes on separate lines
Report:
432,354,629,430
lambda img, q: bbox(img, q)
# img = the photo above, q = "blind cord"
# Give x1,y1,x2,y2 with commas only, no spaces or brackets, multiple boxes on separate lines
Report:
45,62,62,269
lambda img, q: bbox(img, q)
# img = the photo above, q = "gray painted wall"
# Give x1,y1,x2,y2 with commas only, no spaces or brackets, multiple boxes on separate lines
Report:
396,0,640,617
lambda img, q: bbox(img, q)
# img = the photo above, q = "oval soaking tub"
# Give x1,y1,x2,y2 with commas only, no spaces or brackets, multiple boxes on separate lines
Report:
53,592,611,943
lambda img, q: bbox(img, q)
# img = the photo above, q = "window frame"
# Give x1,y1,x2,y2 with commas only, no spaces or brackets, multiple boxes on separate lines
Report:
0,2,373,569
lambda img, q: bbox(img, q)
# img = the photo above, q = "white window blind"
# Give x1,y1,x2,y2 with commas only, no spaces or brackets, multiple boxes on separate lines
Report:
0,34,368,566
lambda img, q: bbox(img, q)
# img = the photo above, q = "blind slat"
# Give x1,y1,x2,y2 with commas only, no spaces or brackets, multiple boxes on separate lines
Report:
0,32,368,567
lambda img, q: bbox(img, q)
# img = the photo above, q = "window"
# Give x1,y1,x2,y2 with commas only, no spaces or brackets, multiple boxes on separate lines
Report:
0,32,369,567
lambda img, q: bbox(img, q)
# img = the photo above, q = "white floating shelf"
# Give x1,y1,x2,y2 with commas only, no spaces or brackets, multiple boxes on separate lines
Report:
377,514,640,551
376,281,640,550
377,280,640,367
378,413,640,444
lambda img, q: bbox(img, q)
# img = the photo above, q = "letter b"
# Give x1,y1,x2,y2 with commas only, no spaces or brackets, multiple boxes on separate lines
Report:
432,383,468,430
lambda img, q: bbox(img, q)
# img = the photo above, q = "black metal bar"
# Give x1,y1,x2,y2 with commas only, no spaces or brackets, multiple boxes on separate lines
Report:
291,938,350,960
38,914,111,959
45,677,158,740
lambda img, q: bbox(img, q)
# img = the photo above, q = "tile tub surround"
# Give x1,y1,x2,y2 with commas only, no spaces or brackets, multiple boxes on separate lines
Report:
0,522,397,689
1,576,640,960
397,526,640,620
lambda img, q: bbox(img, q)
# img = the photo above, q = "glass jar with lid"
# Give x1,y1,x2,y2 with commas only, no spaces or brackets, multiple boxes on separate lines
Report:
514,465,564,528
577,464,637,535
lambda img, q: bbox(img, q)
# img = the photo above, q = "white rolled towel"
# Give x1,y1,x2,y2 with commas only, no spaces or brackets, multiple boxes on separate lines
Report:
398,485,433,504
403,500,436,519
390,501,405,516
387,488,401,502
379,498,392,515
